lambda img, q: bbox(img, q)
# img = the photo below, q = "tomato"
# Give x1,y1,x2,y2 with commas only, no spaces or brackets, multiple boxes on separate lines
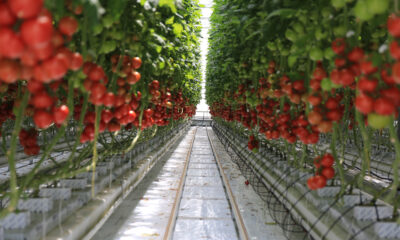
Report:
347,47,364,62
340,69,355,86
321,167,335,179
380,88,400,106
31,42,54,61
325,98,338,110
103,92,116,107
101,109,113,123
331,38,346,55
392,62,400,83
53,105,69,124
307,176,318,190
367,113,391,129
108,121,121,132
314,175,327,188
374,97,395,115
388,14,400,37
88,65,105,81
0,27,25,58
0,59,20,83
70,52,83,70
360,60,377,75
308,110,322,125
8,0,43,19
33,109,53,129
151,80,160,89
42,55,69,80
20,49,38,66
21,15,53,48
355,94,374,114
58,16,78,36
357,77,377,92
317,121,333,133
131,57,142,69
90,83,106,99
321,153,334,167
326,109,342,121
32,91,53,109
0,3,16,26
390,41,400,60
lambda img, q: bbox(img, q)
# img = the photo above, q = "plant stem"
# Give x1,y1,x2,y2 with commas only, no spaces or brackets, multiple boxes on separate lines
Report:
0,91,29,218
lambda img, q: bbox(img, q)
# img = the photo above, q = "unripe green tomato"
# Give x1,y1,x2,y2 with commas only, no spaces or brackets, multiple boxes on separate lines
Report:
102,15,114,28
309,47,324,61
324,47,336,60
333,25,346,37
292,22,305,34
331,0,346,9
277,41,284,51
353,0,373,21
281,49,289,56
315,28,328,40
285,29,297,42
93,24,103,35
290,45,299,54
321,8,331,18
367,113,391,129
267,41,277,51
298,14,307,24
366,0,389,15
288,55,297,67
321,78,332,91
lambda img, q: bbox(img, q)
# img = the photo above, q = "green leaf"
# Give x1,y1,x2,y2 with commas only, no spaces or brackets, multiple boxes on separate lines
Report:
166,16,174,25
140,0,146,5
159,0,177,13
173,23,183,37
266,9,296,20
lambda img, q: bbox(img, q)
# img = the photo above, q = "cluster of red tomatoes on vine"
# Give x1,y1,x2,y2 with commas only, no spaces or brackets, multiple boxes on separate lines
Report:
210,14,400,191
307,153,335,190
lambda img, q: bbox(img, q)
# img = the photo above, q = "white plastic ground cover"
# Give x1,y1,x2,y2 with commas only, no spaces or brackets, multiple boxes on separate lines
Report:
207,128,286,240
89,128,196,240
172,128,239,240
42,124,190,240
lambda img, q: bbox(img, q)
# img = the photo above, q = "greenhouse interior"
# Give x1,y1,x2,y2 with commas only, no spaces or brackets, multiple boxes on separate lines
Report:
1,0,400,239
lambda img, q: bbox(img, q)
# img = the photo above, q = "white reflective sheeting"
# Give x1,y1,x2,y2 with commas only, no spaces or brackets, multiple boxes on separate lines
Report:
172,127,239,240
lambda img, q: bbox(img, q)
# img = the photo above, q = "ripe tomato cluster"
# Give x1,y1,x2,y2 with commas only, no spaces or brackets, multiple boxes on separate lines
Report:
247,135,259,152
307,153,335,190
0,0,82,131
19,128,39,155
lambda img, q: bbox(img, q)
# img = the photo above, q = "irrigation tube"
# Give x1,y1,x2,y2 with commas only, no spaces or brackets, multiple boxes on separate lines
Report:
213,122,374,240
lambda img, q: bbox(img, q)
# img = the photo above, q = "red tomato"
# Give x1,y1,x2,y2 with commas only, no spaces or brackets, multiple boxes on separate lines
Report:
88,65,105,81
33,110,53,129
314,175,327,188
0,59,20,83
21,15,53,48
58,16,78,36
131,57,142,69
70,52,83,70
0,3,16,26
355,94,374,114
0,27,25,58
388,14,400,37
8,0,43,19
53,105,69,124
374,97,395,115
357,77,378,92
321,167,335,179
321,153,334,167
347,47,364,62
331,38,346,55
32,91,53,109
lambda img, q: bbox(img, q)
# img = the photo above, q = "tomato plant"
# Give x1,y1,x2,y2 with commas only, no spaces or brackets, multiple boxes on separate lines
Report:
0,0,202,217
